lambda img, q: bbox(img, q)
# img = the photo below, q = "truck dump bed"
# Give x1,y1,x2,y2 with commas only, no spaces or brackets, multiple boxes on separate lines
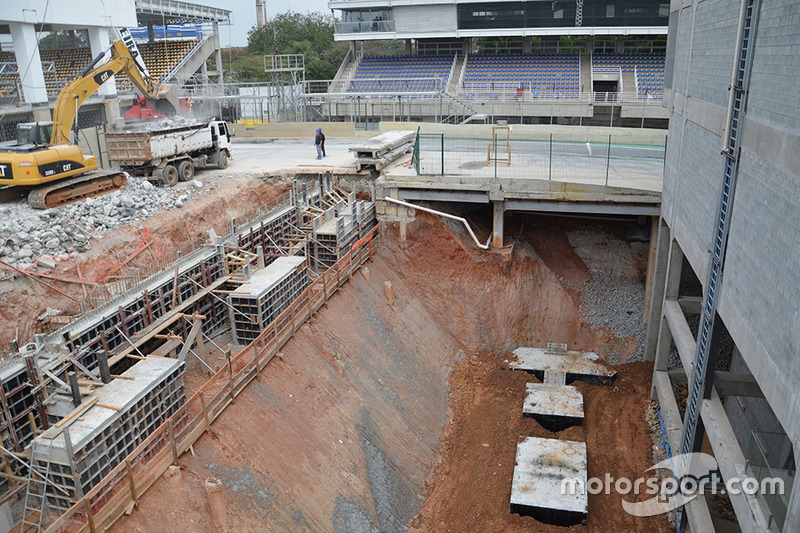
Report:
106,122,213,166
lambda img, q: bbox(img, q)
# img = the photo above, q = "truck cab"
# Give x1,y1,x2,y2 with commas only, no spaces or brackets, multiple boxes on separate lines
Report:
210,121,233,168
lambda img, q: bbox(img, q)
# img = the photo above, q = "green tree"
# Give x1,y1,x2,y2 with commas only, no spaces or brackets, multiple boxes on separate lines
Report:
242,11,347,81
39,30,88,50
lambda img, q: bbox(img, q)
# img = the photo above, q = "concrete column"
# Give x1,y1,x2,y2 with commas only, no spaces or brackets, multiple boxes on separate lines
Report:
10,22,47,104
523,37,531,55
586,36,593,55
88,26,116,97
642,216,660,320
491,200,504,248
213,21,223,86
147,23,155,43
614,36,624,54
644,218,670,360
463,38,472,56
405,39,412,55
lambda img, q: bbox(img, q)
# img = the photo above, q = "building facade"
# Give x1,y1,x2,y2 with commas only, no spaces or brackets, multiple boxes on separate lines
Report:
646,0,800,531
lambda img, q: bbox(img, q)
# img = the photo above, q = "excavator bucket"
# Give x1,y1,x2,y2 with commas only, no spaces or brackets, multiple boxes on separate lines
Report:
151,84,179,115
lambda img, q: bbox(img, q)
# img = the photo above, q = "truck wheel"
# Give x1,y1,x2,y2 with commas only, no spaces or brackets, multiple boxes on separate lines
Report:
161,164,179,187
177,160,195,181
217,151,228,169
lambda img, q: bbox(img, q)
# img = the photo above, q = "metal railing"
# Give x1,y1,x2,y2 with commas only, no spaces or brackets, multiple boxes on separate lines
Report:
412,130,666,185
335,20,395,34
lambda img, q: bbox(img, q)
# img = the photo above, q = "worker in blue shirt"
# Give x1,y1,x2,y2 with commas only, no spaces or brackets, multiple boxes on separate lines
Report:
315,128,323,160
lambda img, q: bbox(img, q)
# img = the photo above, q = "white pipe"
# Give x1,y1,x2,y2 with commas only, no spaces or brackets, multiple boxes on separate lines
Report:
383,197,491,250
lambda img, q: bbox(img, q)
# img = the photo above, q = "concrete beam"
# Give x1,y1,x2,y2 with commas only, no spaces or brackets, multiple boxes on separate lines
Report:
663,299,696,373
504,199,659,216
396,189,489,203
677,296,702,314
667,369,764,399
652,370,716,532
701,389,771,532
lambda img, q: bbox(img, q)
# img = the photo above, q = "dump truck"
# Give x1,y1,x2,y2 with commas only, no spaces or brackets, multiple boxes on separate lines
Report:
105,120,233,186
0,28,178,208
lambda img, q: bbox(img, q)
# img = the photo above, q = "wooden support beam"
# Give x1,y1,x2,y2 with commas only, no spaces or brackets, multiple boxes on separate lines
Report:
178,318,203,363
213,289,248,295
96,403,123,412
55,396,98,429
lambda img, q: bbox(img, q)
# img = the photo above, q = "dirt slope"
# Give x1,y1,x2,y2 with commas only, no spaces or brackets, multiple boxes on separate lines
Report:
113,212,668,533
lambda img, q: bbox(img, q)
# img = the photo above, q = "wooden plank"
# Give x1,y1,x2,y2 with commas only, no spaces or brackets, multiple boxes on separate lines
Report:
55,396,98,429
149,339,181,359
96,403,123,412
177,319,203,363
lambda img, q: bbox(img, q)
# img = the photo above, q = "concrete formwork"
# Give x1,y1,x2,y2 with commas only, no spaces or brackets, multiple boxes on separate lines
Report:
228,256,310,345
0,174,377,517
31,357,185,513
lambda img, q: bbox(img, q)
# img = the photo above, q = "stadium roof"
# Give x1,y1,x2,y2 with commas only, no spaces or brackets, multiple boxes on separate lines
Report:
135,0,231,25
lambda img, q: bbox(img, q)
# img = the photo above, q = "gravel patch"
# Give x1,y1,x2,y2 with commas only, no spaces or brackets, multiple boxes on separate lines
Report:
581,271,647,364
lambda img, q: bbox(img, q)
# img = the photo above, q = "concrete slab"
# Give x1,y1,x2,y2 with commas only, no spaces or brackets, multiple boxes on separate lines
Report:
233,255,306,298
349,130,416,158
509,346,616,384
523,382,584,431
511,436,588,525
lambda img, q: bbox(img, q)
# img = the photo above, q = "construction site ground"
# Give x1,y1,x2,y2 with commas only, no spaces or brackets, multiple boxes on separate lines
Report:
1,139,669,532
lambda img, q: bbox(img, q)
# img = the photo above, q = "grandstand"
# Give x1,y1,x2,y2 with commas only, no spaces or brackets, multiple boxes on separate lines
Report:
461,53,581,99
319,0,670,125
348,54,455,94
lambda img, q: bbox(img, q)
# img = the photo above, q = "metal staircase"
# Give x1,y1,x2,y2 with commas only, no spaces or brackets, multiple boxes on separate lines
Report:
21,440,53,533
440,92,477,124
678,0,761,469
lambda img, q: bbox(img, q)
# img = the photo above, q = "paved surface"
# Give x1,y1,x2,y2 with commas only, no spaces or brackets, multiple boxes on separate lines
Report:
396,138,664,192
226,139,360,176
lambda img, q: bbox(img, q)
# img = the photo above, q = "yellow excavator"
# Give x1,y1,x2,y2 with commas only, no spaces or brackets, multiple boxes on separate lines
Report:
0,28,177,208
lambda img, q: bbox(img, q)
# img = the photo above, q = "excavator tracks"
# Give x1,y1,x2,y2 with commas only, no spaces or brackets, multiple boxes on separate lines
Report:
27,171,128,209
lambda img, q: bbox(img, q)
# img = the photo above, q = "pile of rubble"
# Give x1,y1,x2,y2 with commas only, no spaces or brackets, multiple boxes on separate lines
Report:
0,177,207,268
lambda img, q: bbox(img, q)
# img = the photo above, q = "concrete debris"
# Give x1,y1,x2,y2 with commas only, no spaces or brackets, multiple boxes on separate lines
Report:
0,177,216,266
36,256,57,270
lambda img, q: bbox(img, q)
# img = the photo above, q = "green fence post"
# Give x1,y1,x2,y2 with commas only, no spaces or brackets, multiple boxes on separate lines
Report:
494,132,498,179
441,134,444,176
605,134,612,186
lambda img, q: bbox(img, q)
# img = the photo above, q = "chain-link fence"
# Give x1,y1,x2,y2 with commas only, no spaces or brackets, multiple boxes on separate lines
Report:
413,129,666,188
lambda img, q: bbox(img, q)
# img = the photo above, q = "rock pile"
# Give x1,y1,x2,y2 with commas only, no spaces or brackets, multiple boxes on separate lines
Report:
0,177,207,268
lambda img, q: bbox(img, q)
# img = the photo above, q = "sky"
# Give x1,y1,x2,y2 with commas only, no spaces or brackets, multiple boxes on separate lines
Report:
207,0,334,48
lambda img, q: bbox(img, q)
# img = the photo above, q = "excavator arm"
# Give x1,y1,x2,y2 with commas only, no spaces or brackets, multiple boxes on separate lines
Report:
51,38,177,146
